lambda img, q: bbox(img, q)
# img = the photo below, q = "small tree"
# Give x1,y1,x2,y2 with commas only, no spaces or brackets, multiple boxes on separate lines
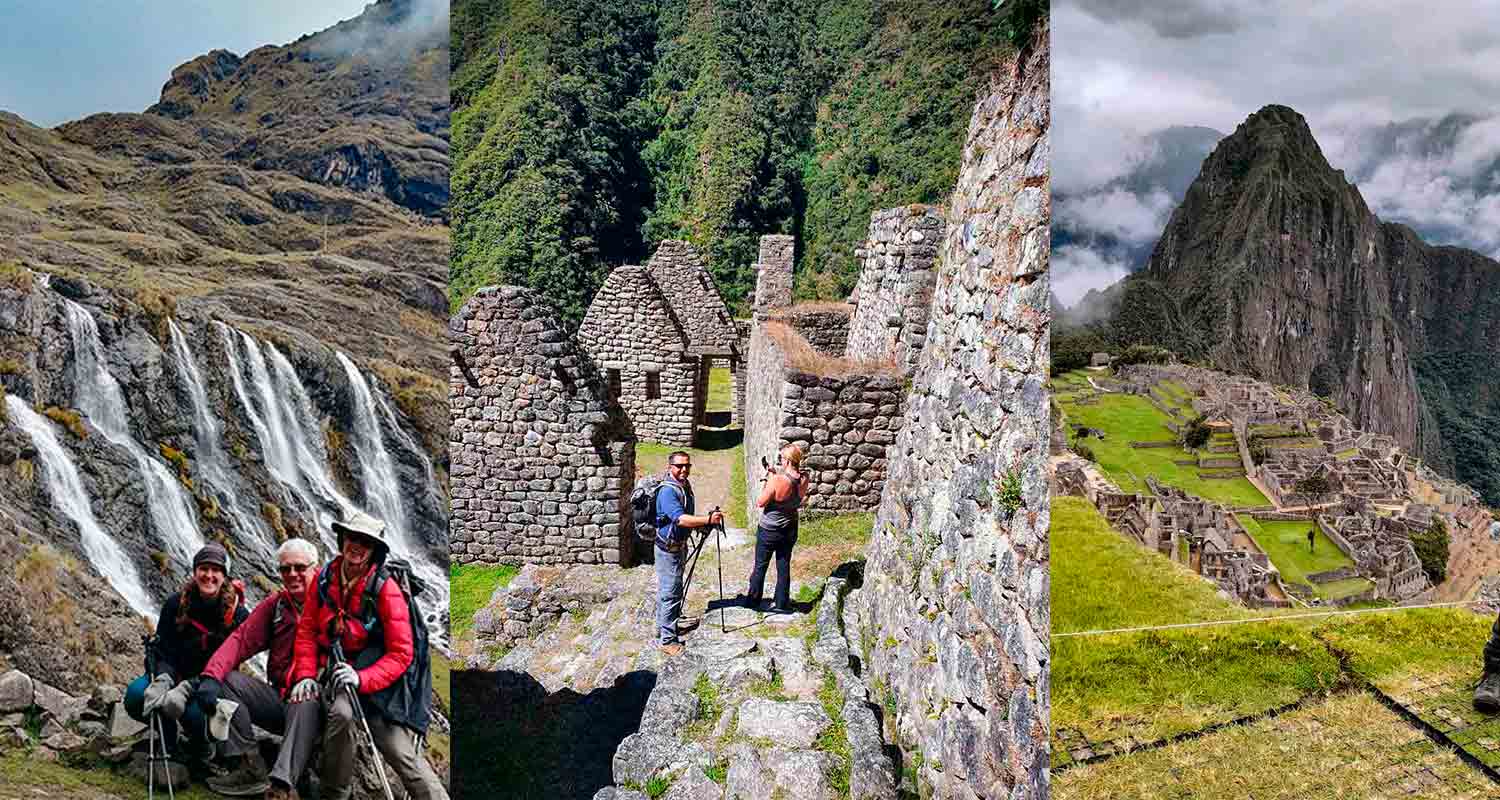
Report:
1181,414,1211,450
1411,519,1450,585
1294,474,1331,497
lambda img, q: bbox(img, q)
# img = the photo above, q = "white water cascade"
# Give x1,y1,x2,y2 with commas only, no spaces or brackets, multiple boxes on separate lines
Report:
64,300,204,567
167,321,273,556
335,352,450,636
6,395,154,616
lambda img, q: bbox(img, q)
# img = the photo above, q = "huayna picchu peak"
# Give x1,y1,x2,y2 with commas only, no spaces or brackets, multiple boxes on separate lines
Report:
1079,103,1500,505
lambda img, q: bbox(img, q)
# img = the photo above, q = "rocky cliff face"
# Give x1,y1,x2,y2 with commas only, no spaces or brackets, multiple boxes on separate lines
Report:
1101,105,1500,501
0,0,451,675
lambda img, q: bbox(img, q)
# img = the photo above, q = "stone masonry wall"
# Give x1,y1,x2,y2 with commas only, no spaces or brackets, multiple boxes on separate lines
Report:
577,265,699,447
752,234,795,315
780,304,854,356
647,240,740,355
856,25,1049,800
845,205,945,375
743,320,903,529
449,285,636,566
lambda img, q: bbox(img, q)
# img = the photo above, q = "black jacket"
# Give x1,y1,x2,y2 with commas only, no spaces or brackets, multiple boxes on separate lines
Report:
152,589,249,682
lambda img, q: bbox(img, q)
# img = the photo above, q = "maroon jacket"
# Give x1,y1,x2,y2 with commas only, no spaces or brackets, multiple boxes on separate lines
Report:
203,589,303,696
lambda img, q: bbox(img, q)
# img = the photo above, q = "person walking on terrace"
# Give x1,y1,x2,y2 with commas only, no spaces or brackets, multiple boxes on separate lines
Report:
655,451,724,657
283,510,446,800
744,444,810,614
196,538,321,798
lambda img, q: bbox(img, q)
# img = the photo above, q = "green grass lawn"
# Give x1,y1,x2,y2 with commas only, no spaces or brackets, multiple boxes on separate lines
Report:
450,563,519,639
1053,495,1495,763
1237,517,1353,586
707,366,732,412
797,513,875,549
1057,391,1268,506
1053,497,1250,633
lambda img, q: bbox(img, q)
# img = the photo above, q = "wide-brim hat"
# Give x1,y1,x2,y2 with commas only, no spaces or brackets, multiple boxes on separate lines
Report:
331,510,391,557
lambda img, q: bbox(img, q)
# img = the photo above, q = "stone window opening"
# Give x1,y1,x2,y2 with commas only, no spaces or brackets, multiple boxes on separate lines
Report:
608,368,622,400
646,370,661,400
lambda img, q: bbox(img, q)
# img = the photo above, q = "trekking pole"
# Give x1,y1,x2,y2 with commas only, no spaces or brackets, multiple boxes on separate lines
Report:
330,643,396,800
713,506,726,633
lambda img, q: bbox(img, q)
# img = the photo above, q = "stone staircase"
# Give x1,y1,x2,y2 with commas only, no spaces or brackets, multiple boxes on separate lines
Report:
595,565,898,800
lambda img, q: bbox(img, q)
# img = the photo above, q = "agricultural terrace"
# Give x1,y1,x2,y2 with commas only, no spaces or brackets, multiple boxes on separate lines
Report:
1051,496,1500,796
1052,369,1269,507
1237,516,1375,601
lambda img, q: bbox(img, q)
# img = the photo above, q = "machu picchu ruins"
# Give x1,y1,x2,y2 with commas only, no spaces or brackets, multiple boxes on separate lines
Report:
1053,360,1497,608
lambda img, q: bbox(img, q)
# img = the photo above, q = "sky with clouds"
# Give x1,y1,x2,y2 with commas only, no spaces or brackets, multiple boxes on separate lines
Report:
1054,0,1500,306
0,1,373,128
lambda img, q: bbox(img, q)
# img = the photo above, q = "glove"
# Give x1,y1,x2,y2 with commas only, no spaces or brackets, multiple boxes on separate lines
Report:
331,663,360,692
192,676,221,715
159,680,193,720
290,678,320,704
141,673,174,713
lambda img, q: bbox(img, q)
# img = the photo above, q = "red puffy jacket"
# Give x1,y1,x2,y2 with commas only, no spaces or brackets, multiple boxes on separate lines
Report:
203,589,302,696
290,558,413,694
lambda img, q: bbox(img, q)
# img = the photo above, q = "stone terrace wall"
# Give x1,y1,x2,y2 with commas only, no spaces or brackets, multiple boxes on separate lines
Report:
779,304,854,356
450,285,636,566
743,321,903,529
647,239,740,355
577,265,699,447
856,25,1050,800
845,205,945,375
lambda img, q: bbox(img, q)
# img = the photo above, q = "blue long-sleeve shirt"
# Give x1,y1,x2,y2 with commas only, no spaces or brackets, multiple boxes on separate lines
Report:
654,477,694,548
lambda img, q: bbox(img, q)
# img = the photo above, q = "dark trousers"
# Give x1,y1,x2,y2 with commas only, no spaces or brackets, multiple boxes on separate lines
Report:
746,523,797,610
220,672,287,758
1486,615,1500,671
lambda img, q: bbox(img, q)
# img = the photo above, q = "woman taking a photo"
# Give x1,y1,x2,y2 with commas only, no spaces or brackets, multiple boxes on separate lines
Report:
745,444,810,613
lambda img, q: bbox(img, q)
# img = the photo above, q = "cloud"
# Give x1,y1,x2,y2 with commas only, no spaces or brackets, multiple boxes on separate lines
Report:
1057,187,1175,243
1071,0,1245,39
1052,245,1132,309
1055,0,1500,272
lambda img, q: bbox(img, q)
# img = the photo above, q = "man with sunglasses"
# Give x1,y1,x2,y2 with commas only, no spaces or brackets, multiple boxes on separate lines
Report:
196,538,321,796
655,451,724,657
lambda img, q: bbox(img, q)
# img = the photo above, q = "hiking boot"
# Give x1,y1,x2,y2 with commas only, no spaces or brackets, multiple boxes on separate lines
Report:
660,642,686,657
676,616,701,633
264,779,299,800
1475,670,1500,712
206,752,270,797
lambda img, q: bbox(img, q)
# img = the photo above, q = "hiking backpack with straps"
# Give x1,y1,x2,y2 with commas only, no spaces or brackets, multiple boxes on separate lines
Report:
318,557,433,734
630,475,687,544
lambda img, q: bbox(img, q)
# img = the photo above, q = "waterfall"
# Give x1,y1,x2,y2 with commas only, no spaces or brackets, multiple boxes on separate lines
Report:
7,395,154,616
335,352,450,638
168,321,274,556
266,343,357,523
63,300,203,567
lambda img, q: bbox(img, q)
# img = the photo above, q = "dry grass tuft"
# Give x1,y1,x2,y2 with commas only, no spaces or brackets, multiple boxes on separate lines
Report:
41,406,88,439
764,321,899,378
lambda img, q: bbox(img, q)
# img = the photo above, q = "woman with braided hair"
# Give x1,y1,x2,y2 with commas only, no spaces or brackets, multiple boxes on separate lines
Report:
124,543,249,775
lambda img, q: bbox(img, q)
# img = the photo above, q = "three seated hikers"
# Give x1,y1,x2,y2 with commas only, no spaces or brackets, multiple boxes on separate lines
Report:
124,510,446,799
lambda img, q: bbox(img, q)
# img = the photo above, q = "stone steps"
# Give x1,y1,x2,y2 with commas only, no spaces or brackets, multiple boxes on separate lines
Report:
596,565,898,800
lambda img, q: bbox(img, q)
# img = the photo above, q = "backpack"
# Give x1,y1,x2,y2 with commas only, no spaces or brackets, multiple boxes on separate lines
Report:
319,557,433,735
630,475,686,544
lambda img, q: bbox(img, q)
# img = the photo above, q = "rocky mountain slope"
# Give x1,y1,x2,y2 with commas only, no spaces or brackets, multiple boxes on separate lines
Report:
1080,105,1500,505
0,0,451,675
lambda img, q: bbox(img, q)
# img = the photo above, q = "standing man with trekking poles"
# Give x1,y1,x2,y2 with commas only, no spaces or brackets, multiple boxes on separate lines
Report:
281,510,447,800
646,451,724,657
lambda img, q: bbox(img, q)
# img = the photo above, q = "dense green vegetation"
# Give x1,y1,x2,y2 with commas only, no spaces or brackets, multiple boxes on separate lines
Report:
451,0,1020,325
1411,518,1451,585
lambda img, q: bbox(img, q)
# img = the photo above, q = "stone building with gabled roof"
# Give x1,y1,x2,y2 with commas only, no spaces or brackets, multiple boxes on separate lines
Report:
577,240,743,447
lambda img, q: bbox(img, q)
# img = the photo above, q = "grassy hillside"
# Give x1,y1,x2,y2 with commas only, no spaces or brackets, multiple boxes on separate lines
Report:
449,0,1015,324
1052,496,1498,787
